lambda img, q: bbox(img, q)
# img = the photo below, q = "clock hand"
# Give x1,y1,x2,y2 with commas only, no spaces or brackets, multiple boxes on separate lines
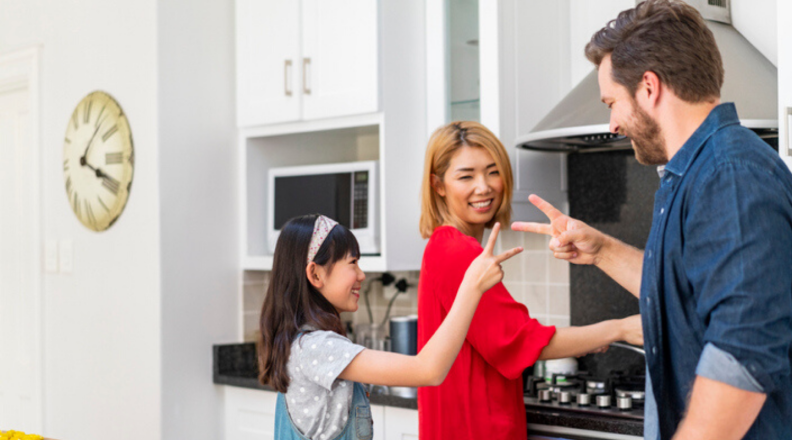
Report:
83,161,107,179
84,162,120,194
80,122,104,166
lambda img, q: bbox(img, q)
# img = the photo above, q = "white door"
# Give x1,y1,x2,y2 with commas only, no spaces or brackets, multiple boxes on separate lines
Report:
301,0,379,120
0,49,42,433
236,0,301,127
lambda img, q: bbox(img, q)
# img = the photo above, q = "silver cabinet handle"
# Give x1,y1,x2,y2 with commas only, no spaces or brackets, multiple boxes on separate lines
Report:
284,59,292,96
302,57,311,95
786,107,792,156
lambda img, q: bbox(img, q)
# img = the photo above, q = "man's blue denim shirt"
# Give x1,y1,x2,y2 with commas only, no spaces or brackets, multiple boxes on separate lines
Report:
640,103,792,439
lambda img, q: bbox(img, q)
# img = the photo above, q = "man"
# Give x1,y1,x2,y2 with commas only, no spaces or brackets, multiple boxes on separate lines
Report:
512,1,792,439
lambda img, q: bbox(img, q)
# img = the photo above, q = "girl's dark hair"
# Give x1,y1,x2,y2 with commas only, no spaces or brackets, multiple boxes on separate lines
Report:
257,214,361,392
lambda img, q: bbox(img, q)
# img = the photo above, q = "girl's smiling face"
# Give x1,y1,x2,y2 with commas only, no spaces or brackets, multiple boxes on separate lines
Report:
309,253,366,314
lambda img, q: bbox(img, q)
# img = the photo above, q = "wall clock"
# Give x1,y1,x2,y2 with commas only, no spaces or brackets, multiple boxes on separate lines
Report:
63,91,134,232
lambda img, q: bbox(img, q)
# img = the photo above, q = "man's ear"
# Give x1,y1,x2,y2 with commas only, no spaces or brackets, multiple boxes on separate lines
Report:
431,174,446,197
305,262,325,289
637,70,662,108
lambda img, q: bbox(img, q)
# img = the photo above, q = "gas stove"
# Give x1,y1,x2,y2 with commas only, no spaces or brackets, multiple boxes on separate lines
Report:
524,371,645,420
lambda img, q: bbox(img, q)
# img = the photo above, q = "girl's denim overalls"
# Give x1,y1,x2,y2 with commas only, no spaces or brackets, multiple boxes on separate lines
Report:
274,381,373,440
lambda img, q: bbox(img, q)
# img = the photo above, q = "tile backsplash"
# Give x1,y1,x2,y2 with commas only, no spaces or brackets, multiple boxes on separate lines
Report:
242,229,570,342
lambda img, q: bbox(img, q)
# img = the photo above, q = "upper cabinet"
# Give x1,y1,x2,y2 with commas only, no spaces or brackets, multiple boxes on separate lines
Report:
236,0,428,273
236,0,378,127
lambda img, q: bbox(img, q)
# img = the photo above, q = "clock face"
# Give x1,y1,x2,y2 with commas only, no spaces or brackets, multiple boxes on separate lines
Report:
63,91,134,232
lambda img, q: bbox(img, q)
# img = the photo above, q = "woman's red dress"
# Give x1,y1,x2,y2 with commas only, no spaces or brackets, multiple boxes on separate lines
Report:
417,226,556,440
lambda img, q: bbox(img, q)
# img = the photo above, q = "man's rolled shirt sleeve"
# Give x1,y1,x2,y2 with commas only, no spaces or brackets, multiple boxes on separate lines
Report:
685,163,792,394
696,342,764,392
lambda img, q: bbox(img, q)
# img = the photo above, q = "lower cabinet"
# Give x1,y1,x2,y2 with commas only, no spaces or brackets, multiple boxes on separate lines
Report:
224,387,418,440
224,387,278,440
380,406,419,440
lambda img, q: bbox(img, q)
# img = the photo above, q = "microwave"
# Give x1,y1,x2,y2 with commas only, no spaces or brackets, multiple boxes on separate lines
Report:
268,161,379,254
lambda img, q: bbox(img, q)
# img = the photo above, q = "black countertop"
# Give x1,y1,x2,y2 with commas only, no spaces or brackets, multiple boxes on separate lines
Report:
213,342,418,409
214,343,643,436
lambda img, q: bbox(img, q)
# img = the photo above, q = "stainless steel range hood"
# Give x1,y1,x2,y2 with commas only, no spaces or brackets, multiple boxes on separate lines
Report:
516,0,778,153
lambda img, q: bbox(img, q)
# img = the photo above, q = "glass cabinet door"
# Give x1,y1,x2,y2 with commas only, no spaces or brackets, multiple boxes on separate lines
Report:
447,0,480,122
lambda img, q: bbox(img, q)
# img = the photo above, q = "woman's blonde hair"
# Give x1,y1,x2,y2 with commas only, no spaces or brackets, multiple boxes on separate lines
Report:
419,121,513,239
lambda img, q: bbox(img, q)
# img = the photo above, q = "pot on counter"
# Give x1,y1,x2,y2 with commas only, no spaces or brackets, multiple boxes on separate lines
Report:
543,357,578,385
389,315,418,398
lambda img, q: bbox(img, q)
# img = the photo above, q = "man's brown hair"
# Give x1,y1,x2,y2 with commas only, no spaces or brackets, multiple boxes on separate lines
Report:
585,0,724,103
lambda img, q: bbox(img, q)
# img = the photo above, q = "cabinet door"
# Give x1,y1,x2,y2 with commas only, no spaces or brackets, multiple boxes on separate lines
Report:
224,387,278,440
371,404,386,440
383,407,419,440
236,0,301,127
301,0,379,120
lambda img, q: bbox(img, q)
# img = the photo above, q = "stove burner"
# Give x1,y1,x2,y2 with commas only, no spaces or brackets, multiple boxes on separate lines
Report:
524,371,646,420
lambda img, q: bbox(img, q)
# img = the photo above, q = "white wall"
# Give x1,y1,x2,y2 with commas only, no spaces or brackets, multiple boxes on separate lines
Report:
157,1,238,439
0,1,162,439
732,0,777,66
569,0,635,87
1,1,239,439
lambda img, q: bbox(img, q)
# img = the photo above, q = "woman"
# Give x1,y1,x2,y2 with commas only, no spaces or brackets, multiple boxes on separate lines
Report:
417,121,643,440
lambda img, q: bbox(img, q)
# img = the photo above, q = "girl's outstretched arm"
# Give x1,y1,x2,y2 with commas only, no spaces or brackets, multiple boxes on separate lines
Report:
338,223,522,387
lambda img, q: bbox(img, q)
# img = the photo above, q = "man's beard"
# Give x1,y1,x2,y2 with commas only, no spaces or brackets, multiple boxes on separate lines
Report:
625,103,667,166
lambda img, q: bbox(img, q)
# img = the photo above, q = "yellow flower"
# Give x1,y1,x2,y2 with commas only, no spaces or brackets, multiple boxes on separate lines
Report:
0,430,42,440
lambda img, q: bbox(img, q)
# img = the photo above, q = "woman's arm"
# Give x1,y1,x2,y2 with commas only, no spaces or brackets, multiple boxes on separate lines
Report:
338,223,522,387
537,315,643,360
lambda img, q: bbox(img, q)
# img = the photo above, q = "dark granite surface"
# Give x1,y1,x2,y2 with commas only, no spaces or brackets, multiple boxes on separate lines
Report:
568,150,654,378
214,342,643,434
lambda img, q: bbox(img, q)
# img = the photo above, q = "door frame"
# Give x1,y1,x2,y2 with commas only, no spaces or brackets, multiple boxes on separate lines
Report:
0,45,43,433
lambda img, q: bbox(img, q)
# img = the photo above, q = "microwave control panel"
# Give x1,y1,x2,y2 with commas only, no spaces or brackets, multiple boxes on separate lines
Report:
353,171,369,229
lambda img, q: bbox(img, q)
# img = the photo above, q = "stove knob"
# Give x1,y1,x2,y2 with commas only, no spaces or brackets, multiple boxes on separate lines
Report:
559,391,571,404
539,390,552,402
617,396,633,411
577,393,591,406
596,395,612,408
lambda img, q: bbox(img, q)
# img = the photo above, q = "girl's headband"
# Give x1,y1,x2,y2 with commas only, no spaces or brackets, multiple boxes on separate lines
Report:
307,215,339,263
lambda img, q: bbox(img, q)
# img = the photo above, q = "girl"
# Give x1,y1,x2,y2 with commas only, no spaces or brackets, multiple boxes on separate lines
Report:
417,121,643,440
257,213,521,440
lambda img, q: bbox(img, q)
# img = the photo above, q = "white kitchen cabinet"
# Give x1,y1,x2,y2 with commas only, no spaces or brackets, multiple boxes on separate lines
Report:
235,0,378,127
383,406,419,440
370,404,386,440
239,0,427,274
300,0,378,121
224,386,278,440
223,386,415,440
236,0,301,127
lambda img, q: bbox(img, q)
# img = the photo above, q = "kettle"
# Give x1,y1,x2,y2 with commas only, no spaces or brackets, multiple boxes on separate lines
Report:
389,315,418,398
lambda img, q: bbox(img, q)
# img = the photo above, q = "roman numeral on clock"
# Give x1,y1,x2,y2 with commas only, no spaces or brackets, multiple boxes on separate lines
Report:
106,152,123,164
73,192,80,218
102,174,120,195
84,100,92,124
85,200,97,226
97,196,110,213
102,125,118,142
